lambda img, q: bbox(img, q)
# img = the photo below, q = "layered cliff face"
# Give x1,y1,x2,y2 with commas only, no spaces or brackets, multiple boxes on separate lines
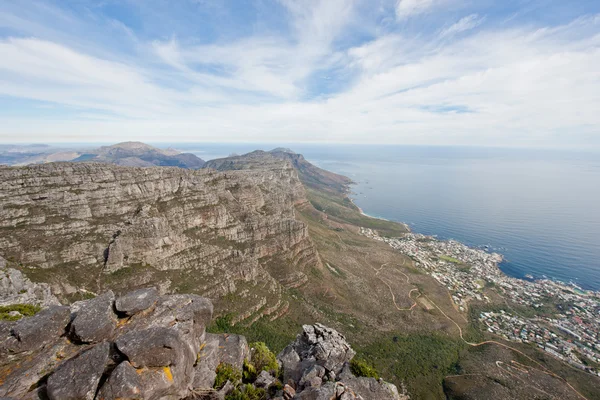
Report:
0,160,319,319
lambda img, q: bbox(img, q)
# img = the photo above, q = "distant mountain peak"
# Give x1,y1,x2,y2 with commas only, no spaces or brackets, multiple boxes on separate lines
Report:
269,147,296,154
108,141,154,150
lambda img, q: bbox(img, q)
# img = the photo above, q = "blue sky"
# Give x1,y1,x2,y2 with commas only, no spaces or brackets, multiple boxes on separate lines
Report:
0,0,599,146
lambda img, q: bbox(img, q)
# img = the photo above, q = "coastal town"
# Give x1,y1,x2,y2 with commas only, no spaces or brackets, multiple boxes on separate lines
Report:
360,228,600,376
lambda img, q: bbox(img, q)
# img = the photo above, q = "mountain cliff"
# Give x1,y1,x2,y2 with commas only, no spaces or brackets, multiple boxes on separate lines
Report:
0,159,317,320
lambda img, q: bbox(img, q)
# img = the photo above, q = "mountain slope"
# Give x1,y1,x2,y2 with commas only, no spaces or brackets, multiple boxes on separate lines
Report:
0,160,317,320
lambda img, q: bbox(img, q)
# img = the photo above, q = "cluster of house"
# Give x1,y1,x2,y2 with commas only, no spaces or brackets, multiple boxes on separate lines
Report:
360,228,600,376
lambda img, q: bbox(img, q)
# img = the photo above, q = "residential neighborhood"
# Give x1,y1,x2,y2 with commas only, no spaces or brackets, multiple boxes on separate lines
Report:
360,228,600,376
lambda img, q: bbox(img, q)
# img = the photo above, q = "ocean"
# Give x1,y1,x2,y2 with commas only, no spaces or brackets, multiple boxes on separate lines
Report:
173,144,600,291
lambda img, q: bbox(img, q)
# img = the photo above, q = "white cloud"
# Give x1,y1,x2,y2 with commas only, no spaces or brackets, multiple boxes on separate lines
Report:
0,2,599,147
396,0,444,20
440,14,485,37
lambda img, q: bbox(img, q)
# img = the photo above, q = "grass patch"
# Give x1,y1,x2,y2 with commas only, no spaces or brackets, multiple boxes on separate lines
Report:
0,304,41,321
208,315,299,354
350,358,379,379
226,384,267,400
214,363,242,390
356,332,464,398
306,189,408,237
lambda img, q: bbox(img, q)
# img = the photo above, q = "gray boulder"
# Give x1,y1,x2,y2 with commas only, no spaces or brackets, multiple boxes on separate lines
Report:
119,294,213,354
336,364,401,400
70,291,117,343
210,333,250,370
8,305,70,352
116,326,184,368
96,361,143,400
46,341,110,400
115,287,158,316
192,334,220,389
278,324,355,385
299,364,326,389
294,382,337,400
255,370,277,388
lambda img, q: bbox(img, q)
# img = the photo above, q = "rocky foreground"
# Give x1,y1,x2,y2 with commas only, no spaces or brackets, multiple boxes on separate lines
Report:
0,288,404,400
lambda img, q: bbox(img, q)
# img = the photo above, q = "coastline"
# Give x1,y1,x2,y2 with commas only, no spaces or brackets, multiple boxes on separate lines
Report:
349,195,411,232
353,195,598,296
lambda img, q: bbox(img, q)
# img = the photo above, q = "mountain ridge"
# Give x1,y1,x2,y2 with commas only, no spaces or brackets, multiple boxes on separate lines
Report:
0,142,205,169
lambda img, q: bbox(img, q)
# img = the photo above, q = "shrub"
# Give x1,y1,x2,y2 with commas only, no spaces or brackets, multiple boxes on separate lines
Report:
0,304,41,321
250,342,279,374
226,384,267,400
243,359,257,382
214,363,242,390
350,358,379,379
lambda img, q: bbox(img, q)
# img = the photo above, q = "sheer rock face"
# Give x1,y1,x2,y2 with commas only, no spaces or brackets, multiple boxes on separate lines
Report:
0,161,320,315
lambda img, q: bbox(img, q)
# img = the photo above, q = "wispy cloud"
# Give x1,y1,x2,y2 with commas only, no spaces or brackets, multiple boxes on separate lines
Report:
441,14,485,37
395,0,445,21
0,0,599,147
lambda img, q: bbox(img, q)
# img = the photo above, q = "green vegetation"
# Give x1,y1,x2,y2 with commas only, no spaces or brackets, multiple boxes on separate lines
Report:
0,303,41,321
248,342,279,376
208,315,298,354
356,333,463,398
350,358,379,379
439,255,460,264
307,188,408,237
64,291,96,304
214,363,242,390
226,384,267,400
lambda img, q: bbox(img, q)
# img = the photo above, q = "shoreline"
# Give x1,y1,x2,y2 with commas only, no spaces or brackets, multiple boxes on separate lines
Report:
344,181,597,294
354,197,598,295
349,195,411,231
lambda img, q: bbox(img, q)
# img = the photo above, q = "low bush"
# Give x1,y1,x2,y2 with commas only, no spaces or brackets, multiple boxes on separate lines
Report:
350,357,379,379
0,303,41,321
214,363,242,390
250,342,279,374
225,384,267,400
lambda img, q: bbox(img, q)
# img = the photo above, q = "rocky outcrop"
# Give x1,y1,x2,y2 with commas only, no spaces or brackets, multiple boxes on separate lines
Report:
0,288,214,399
0,160,320,316
0,289,403,400
276,323,406,400
0,262,60,307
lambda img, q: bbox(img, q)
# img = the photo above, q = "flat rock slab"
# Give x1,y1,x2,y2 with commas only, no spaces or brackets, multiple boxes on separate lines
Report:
115,287,158,316
116,326,184,368
212,333,250,369
96,361,143,400
70,291,117,343
46,341,110,400
9,305,70,352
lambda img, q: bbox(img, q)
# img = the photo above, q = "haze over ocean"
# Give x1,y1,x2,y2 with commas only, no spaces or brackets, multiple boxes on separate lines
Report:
173,143,600,291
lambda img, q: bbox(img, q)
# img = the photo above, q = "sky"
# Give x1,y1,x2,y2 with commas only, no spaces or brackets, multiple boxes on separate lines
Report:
0,0,599,147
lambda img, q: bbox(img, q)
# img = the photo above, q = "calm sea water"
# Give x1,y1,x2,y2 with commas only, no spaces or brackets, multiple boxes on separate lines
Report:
171,144,600,291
